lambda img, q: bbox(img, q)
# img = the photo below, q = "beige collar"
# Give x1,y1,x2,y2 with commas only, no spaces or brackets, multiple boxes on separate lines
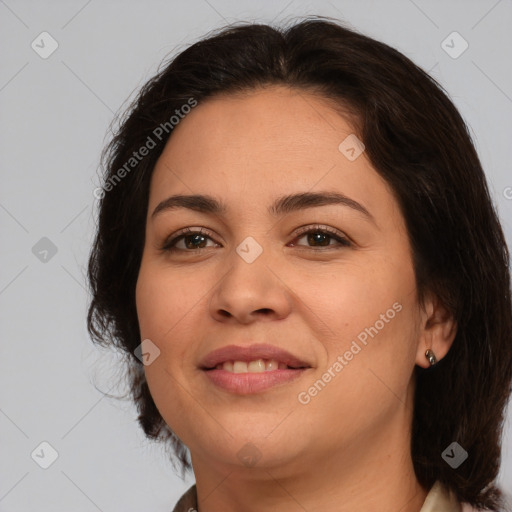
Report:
172,481,463,512
419,481,462,512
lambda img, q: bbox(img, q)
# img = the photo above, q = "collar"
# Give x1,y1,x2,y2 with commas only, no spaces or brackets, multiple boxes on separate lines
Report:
172,480,462,512
419,481,462,512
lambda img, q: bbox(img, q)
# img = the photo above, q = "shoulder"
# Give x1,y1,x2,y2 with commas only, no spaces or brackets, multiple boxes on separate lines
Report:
424,481,510,512
171,484,197,512
420,481,462,512
461,504,483,512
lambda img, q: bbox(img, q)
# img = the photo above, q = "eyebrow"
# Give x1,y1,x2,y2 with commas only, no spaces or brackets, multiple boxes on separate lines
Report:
151,191,376,225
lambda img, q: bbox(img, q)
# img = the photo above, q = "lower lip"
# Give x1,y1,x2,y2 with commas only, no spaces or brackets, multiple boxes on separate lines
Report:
203,368,308,394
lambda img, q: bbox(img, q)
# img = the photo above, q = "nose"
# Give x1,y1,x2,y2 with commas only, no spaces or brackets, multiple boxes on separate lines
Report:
208,246,293,324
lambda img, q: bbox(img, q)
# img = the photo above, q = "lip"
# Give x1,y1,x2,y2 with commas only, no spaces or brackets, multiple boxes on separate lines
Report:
203,368,308,394
199,343,311,370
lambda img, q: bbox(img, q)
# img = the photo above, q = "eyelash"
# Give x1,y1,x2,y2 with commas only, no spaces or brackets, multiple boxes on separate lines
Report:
159,224,352,253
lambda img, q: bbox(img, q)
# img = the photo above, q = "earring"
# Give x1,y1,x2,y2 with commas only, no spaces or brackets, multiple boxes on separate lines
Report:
425,349,437,366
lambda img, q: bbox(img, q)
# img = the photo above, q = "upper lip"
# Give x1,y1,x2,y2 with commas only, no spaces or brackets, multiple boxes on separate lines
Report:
200,343,311,370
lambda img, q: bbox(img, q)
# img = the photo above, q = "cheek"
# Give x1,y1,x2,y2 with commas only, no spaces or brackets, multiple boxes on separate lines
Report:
135,261,195,341
135,265,197,438
135,271,164,339
296,255,418,383
291,258,406,337
135,260,211,387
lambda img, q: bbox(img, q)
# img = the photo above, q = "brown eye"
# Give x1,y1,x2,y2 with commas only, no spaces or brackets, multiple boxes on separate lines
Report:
161,228,218,252
291,226,351,249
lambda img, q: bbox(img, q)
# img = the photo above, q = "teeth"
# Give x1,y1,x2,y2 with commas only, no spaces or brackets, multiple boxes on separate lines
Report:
215,359,290,373
248,360,265,372
233,361,248,373
222,361,233,372
266,359,279,371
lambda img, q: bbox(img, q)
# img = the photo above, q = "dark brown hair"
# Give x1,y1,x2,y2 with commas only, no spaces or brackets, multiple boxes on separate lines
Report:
87,15,512,510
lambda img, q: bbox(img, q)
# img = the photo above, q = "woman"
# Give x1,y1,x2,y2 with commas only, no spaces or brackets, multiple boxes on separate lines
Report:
87,16,512,512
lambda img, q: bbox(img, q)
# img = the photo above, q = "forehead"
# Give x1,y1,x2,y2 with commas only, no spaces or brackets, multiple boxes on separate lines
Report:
149,86,399,226
160,86,357,162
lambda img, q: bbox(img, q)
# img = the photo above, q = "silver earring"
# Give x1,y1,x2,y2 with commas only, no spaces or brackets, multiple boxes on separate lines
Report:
425,349,437,366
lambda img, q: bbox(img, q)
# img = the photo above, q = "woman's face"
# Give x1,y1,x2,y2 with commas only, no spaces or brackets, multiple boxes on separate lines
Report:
135,85,432,473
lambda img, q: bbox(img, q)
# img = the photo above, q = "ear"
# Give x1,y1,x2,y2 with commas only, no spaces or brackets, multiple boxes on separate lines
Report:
415,292,457,368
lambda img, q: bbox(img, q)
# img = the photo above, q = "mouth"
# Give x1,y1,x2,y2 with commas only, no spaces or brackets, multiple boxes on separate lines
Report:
199,343,312,394
199,343,311,372
206,359,309,373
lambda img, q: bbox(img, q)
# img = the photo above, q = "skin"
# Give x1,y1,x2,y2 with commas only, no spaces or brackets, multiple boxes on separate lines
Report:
135,85,457,512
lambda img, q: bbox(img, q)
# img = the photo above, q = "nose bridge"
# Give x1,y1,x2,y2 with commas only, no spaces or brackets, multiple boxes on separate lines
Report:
208,231,291,322
224,233,273,300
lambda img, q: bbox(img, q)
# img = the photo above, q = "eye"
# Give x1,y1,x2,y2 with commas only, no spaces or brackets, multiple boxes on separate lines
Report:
160,227,219,252
160,224,352,254
290,225,351,250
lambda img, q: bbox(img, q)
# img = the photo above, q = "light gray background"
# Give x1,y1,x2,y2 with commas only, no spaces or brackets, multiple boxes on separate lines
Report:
1,0,511,510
